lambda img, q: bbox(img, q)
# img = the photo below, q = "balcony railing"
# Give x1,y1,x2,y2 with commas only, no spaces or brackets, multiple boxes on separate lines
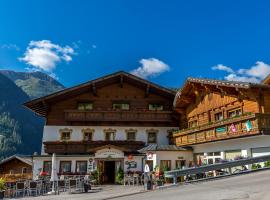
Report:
174,113,270,146
43,140,146,154
64,110,176,122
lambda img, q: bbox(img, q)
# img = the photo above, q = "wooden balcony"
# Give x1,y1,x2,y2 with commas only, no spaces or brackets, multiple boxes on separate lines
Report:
43,140,146,154
174,113,270,146
64,110,176,122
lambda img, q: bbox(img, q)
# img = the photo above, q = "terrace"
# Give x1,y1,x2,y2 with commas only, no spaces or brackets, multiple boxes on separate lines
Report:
174,113,270,146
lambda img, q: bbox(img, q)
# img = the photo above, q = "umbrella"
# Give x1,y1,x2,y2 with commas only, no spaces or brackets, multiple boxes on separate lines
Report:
50,153,58,194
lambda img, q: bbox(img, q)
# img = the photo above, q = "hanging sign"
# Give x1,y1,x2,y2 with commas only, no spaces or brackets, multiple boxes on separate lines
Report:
147,152,154,160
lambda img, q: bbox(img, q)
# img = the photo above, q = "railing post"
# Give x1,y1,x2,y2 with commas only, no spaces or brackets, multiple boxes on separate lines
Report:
173,175,177,185
228,167,232,175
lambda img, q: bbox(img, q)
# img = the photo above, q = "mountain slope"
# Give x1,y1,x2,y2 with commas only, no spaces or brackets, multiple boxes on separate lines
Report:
0,73,44,160
0,70,65,99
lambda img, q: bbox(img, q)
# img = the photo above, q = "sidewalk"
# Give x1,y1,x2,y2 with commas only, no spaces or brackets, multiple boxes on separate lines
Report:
10,185,146,200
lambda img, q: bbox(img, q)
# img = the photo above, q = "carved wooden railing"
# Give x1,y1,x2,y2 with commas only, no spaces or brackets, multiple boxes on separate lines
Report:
174,113,270,146
64,110,176,122
43,140,146,154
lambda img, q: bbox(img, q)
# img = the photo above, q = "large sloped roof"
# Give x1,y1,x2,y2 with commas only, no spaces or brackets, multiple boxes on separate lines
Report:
173,77,270,108
24,71,176,116
0,154,32,166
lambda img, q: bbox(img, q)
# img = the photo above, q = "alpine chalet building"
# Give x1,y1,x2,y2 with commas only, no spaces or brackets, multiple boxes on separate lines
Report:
173,78,270,165
24,71,193,183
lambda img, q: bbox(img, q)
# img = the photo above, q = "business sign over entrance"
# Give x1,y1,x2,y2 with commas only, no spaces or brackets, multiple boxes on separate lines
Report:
95,148,124,159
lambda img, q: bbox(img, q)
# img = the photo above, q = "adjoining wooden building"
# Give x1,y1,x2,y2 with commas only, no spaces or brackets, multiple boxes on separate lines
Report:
0,155,32,182
24,71,193,183
173,78,270,165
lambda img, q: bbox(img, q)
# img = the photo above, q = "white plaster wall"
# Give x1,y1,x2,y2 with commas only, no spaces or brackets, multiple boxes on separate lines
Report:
155,151,193,170
192,135,270,154
32,156,91,179
41,126,177,154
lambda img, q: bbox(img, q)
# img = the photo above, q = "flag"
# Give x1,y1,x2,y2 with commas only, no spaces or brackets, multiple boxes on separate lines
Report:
245,120,252,131
229,124,237,133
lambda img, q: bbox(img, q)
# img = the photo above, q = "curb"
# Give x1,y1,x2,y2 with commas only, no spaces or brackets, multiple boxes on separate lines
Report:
100,190,149,200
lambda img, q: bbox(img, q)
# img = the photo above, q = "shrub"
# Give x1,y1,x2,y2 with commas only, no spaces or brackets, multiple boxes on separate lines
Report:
264,161,270,167
251,164,257,170
257,164,262,169
115,168,124,184
0,178,6,191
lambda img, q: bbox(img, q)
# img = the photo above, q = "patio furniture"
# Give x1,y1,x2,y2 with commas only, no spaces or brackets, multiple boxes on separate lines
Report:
57,180,66,192
15,182,25,197
27,181,38,196
68,179,77,192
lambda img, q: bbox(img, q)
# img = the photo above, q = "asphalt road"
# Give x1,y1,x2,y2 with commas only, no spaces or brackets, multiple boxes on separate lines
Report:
118,170,270,200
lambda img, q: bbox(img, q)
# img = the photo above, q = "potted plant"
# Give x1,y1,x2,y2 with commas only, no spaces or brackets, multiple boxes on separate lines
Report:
115,168,124,184
0,178,6,199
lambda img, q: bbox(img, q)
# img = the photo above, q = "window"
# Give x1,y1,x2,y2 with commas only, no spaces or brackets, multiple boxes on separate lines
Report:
149,103,164,111
76,161,87,174
160,160,171,171
126,132,136,141
22,167,27,174
208,158,214,165
189,120,198,128
83,132,93,141
148,132,157,143
228,108,242,118
175,160,186,169
61,132,71,141
112,103,130,110
77,102,93,110
59,161,72,173
43,161,52,173
214,112,223,121
105,132,115,141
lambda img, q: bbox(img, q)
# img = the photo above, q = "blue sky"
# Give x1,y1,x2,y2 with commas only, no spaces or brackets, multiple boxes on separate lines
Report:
0,0,270,88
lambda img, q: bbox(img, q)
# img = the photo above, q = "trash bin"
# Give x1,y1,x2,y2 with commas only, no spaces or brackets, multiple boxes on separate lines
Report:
84,183,91,193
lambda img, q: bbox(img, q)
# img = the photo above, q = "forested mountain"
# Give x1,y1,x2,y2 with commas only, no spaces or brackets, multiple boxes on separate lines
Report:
0,70,65,160
0,70,64,99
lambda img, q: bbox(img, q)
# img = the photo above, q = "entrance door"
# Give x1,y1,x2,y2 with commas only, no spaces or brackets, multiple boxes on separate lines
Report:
104,161,115,183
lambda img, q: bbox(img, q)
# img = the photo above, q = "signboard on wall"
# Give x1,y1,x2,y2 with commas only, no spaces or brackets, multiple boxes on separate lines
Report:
125,161,137,169
147,152,154,160
95,148,124,159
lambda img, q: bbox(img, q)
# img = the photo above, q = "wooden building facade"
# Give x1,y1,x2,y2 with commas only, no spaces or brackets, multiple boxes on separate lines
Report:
24,71,193,183
173,78,270,165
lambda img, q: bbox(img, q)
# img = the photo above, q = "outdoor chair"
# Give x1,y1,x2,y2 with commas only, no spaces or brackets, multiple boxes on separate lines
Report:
27,181,38,196
57,180,66,192
133,174,140,186
15,182,26,197
68,179,77,192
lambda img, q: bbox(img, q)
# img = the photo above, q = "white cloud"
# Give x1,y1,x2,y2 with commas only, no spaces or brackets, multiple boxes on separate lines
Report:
1,44,20,51
130,58,170,79
224,74,260,83
212,61,270,83
212,64,234,73
19,40,75,72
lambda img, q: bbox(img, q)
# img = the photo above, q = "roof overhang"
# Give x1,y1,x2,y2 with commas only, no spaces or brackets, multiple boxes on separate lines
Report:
24,71,176,117
173,77,270,109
